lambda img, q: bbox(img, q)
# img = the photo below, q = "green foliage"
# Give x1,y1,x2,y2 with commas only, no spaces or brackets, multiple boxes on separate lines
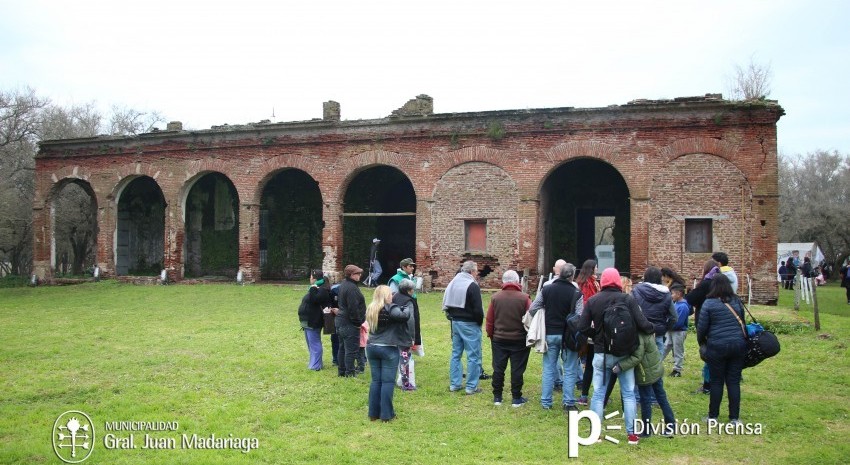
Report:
486,121,505,141
200,228,238,276
0,275,29,288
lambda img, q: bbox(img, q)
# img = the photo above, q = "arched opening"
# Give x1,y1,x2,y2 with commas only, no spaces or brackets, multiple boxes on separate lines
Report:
539,158,630,273
184,173,240,278
259,169,323,280
116,176,165,276
52,180,98,276
342,166,415,283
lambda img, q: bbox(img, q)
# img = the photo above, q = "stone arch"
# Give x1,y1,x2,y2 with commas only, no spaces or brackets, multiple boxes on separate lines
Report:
254,154,324,205
341,164,417,282
431,161,519,287
336,150,422,204
257,168,323,280
542,141,641,199
47,177,98,276
180,171,240,278
660,137,744,179
113,175,167,276
432,146,513,193
648,152,752,282
538,157,631,273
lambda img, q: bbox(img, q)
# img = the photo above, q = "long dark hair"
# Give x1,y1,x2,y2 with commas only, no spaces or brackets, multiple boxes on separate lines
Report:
661,267,686,287
706,273,735,302
576,259,597,285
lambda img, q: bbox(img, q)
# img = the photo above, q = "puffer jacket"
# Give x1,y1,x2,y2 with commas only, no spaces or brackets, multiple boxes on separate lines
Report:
696,297,747,350
632,282,675,337
616,331,664,386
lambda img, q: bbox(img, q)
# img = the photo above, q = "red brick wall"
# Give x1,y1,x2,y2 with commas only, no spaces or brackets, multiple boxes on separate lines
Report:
32,97,783,303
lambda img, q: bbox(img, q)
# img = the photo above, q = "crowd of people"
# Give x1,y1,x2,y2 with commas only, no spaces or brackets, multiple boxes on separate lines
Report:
296,252,750,443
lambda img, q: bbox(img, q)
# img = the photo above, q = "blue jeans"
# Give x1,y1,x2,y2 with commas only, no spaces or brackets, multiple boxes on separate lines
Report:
367,344,401,420
591,352,637,435
637,379,675,435
450,321,482,392
541,335,580,407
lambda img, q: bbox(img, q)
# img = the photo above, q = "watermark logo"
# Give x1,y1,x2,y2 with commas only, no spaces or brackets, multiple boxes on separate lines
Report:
52,411,95,463
568,410,622,457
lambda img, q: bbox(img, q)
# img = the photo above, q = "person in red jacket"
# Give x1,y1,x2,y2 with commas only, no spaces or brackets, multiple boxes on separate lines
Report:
485,270,532,407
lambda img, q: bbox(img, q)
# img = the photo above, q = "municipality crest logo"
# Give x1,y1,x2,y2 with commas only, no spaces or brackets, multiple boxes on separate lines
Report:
52,411,95,463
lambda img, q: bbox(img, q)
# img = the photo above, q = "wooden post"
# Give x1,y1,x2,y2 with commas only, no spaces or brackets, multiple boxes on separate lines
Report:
794,270,800,311
812,280,821,331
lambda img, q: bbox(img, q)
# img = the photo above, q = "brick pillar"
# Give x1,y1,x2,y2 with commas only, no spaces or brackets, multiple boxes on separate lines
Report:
239,203,261,282
96,196,116,277
630,197,651,279
517,197,539,275
322,201,343,280
31,204,51,280
414,198,433,271
751,194,779,304
162,197,184,281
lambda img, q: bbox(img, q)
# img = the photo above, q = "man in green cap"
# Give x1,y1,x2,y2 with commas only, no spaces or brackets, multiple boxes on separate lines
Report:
389,258,416,295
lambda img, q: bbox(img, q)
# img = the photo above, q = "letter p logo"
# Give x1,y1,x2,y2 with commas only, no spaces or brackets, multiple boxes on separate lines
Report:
568,410,601,458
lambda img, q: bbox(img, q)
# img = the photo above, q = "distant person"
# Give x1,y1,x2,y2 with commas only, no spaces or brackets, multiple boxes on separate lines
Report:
365,285,411,422
785,256,798,290
576,259,600,406
393,278,421,391
444,261,485,395
842,264,850,304
485,270,532,407
778,261,789,289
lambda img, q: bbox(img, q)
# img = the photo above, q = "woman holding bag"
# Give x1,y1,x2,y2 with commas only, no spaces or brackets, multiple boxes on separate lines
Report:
365,285,412,421
696,273,748,424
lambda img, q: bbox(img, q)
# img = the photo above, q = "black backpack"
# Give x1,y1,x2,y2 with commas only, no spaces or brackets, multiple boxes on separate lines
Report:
562,294,585,352
601,297,638,357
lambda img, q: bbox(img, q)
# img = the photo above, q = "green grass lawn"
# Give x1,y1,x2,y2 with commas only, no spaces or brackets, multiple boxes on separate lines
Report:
2,281,849,464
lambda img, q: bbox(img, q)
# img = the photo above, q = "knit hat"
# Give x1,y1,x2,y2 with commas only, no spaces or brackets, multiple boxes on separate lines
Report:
600,268,623,290
344,264,364,277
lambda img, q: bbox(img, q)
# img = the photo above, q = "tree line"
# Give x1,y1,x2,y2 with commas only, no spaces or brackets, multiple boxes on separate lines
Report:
0,87,164,276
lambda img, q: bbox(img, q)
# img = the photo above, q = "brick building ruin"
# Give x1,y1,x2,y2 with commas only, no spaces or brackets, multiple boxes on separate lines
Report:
33,94,784,303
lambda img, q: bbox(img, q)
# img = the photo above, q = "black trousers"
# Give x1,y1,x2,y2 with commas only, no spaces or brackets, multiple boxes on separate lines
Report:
336,323,360,376
490,338,531,399
705,343,746,420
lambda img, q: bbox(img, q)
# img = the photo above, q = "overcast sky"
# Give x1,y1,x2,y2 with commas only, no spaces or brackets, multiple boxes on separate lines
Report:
2,0,847,156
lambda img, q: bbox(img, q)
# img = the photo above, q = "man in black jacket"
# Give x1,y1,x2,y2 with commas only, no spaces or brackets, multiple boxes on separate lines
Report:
538,263,582,411
336,264,366,377
631,266,676,354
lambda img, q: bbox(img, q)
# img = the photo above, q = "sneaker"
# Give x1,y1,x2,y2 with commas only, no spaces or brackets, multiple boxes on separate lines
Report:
563,404,578,412
628,434,639,445
449,386,462,392
512,397,528,407
465,387,483,395
670,370,681,377
577,396,588,406
494,396,503,406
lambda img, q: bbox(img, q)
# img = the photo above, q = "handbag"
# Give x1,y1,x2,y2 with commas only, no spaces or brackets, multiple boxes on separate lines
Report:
723,302,780,368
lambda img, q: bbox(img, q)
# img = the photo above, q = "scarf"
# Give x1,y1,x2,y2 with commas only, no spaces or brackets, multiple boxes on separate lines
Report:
443,272,475,309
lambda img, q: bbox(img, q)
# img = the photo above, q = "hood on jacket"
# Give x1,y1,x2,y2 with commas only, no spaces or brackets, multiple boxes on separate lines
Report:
600,268,622,290
633,282,670,304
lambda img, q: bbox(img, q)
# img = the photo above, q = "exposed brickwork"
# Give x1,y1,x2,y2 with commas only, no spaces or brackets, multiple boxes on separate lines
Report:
33,96,784,303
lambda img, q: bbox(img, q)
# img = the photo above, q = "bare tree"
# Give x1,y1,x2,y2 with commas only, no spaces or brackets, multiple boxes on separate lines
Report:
108,104,165,135
727,55,772,101
779,150,850,273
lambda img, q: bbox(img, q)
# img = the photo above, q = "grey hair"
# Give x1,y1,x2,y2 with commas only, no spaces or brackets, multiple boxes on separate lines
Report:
398,278,416,294
559,263,576,281
461,261,477,274
502,269,520,284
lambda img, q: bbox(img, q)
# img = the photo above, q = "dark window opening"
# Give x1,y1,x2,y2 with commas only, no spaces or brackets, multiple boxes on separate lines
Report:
685,218,712,253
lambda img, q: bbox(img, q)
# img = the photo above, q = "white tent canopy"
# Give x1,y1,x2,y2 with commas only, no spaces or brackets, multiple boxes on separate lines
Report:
777,242,825,268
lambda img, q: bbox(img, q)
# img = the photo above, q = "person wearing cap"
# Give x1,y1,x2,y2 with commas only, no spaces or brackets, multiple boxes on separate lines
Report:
336,264,367,377
389,258,416,295
577,267,654,445
389,258,421,390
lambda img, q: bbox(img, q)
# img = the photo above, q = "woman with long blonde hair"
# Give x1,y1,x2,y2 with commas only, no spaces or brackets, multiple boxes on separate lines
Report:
365,285,412,421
